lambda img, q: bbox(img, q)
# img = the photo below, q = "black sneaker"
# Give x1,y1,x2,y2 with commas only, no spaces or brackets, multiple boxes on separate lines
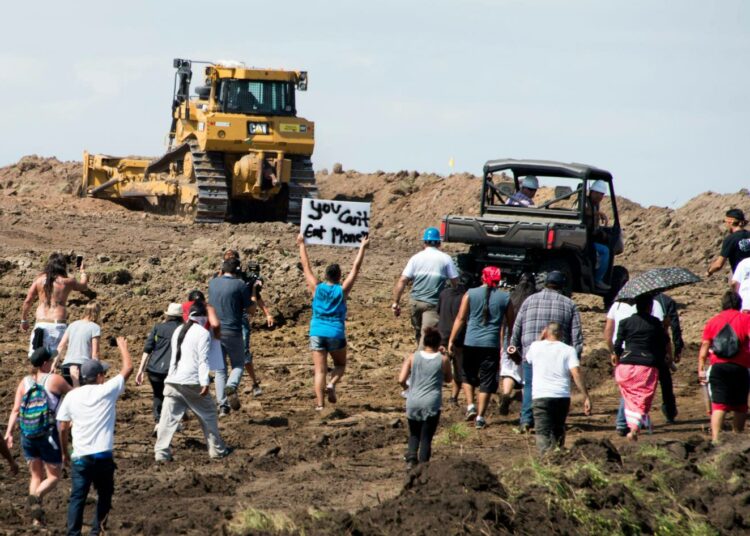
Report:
475,417,487,430
219,406,231,418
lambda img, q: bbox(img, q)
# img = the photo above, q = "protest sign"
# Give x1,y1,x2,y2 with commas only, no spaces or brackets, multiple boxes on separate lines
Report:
301,198,371,247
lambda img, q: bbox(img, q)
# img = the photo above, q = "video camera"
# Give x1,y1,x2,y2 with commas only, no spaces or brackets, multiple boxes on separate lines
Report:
238,260,264,296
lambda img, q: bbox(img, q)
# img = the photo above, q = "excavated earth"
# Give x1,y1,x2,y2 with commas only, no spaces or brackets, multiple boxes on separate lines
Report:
0,156,748,534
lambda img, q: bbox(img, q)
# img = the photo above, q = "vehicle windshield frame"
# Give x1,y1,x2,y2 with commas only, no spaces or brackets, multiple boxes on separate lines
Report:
217,78,297,116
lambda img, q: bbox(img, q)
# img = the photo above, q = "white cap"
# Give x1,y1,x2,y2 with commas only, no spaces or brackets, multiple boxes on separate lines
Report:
521,176,539,189
165,303,183,317
590,180,608,194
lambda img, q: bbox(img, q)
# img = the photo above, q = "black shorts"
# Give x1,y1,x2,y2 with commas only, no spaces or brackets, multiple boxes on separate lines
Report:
708,362,750,409
462,346,499,393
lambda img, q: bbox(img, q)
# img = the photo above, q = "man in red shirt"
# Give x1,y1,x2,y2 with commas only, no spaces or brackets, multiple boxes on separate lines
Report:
698,291,750,443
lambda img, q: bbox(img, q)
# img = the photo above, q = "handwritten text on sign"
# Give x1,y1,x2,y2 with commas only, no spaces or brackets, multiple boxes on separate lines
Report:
301,199,371,247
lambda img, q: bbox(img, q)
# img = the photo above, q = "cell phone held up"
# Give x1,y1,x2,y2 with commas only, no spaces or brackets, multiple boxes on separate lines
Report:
75,255,84,268
107,336,118,348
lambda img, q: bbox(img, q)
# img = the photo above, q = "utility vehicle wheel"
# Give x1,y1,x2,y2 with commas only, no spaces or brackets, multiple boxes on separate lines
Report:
535,259,573,296
603,265,629,310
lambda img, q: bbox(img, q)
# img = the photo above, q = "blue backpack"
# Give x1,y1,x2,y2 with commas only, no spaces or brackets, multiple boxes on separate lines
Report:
19,375,52,439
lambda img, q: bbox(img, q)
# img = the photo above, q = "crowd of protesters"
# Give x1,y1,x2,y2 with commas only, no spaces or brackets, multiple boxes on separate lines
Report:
2,206,750,532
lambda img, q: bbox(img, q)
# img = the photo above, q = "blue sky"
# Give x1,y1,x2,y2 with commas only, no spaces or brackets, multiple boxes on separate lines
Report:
1,0,747,207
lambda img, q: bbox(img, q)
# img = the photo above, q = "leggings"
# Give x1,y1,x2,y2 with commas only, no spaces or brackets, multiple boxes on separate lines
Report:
406,412,441,464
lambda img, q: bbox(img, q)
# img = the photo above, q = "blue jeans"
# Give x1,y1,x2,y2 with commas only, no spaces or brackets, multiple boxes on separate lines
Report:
616,398,627,430
594,243,610,283
520,361,534,427
67,455,115,536
220,331,245,391
242,314,253,364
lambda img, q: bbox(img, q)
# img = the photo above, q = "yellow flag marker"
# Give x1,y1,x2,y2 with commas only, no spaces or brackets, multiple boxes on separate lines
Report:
448,157,455,169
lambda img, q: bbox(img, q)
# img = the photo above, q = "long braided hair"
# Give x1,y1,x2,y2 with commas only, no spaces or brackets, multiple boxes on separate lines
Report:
175,301,207,365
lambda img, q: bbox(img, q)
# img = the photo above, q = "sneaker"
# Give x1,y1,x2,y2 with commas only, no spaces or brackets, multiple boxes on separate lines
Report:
406,460,418,471
219,406,231,418
616,428,628,437
326,384,337,404
519,423,533,434
252,383,263,397
466,404,478,421
225,385,241,411
475,416,487,430
498,395,511,416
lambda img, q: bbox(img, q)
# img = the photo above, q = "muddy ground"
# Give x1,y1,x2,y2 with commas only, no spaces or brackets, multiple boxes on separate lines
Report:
0,157,748,534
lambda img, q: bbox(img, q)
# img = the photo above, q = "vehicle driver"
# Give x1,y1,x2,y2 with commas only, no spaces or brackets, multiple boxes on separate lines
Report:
586,180,611,290
506,176,539,207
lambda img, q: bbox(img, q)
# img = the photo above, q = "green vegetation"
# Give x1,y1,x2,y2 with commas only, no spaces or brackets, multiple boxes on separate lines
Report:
436,423,471,446
229,508,298,535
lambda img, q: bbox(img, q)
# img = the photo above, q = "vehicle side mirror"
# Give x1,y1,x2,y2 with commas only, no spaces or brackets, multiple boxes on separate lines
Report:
297,72,308,91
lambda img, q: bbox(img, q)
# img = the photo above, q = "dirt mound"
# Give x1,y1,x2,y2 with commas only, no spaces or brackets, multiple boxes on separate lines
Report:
312,458,514,535
0,155,80,198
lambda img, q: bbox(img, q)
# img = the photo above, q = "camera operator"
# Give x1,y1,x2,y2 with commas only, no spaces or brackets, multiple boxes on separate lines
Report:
221,250,273,398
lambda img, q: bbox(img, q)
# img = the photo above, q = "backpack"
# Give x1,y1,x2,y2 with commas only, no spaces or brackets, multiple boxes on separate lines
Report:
19,375,52,439
711,319,741,359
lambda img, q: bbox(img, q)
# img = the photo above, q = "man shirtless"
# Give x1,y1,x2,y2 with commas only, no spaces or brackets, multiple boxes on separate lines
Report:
21,254,88,356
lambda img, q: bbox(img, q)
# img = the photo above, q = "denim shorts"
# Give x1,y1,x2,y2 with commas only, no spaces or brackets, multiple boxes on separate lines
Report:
21,429,63,465
309,336,346,352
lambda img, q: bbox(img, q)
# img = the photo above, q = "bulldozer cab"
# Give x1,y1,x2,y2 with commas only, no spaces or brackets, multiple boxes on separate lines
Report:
217,79,295,116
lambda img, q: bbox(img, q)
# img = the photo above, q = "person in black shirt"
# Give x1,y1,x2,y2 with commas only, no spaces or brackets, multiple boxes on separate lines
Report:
136,303,184,428
707,209,750,277
437,278,468,405
654,293,683,423
612,294,671,441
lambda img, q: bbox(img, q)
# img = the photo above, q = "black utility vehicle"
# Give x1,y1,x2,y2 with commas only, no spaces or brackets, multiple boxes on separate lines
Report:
442,159,628,305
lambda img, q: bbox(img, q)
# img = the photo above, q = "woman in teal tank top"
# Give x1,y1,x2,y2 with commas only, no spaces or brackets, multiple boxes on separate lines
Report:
298,234,370,411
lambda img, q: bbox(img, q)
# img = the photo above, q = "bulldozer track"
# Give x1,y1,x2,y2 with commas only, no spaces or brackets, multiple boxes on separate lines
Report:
288,158,318,224
189,139,229,224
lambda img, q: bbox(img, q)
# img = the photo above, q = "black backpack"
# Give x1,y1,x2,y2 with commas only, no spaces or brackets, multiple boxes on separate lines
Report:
711,318,740,359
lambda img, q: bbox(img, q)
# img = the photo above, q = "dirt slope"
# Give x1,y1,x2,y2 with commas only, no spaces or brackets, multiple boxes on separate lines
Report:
0,157,748,534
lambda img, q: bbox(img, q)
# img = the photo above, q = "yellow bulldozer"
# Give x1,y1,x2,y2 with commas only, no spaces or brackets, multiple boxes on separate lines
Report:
82,58,317,223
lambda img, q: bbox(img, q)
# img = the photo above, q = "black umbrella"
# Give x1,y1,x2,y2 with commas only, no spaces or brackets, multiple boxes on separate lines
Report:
615,267,702,301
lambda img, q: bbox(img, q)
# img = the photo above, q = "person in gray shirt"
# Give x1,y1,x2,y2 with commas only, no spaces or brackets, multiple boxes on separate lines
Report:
208,258,258,414
53,302,101,386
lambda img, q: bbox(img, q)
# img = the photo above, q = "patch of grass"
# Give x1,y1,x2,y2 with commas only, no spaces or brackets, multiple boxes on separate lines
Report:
696,460,720,481
229,508,297,535
436,423,470,446
577,462,610,489
133,286,149,296
638,444,681,468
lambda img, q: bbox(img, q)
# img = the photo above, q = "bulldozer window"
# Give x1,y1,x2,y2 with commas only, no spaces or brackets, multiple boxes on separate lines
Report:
218,79,296,116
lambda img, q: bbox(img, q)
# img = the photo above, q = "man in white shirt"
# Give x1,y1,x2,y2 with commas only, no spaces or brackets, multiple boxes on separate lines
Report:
57,337,133,536
732,257,750,298
392,227,459,344
524,322,591,453
154,303,229,462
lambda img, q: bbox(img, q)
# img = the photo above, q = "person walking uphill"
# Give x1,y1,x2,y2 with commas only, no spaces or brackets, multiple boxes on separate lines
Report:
209,257,258,413
56,338,133,536
54,302,102,386
698,291,750,444
21,253,89,356
154,302,229,461
612,294,671,441
448,266,512,429
5,347,72,526
135,303,184,430
392,227,459,345
298,234,369,410
399,327,452,469
525,323,591,454
707,209,750,278
510,271,583,432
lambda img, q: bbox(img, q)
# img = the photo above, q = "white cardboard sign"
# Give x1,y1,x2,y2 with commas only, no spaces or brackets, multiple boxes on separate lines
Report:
301,198,371,247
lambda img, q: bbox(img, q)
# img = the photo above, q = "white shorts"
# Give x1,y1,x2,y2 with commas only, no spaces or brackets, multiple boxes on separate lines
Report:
28,322,67,357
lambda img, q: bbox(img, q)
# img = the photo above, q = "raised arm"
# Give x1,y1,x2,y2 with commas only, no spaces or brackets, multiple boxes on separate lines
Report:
342,235,370,296
297,234,318,294
70,263,89,291
116,337,134,381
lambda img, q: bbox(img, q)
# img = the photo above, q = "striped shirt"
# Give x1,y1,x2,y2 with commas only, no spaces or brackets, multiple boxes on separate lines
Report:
510,288,583,358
